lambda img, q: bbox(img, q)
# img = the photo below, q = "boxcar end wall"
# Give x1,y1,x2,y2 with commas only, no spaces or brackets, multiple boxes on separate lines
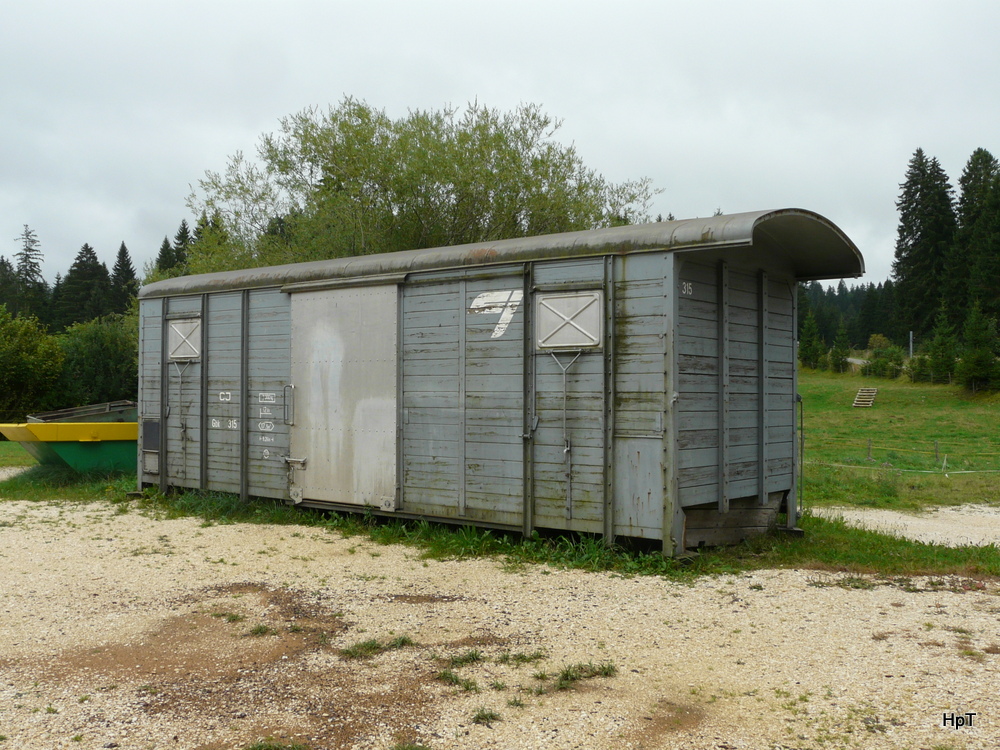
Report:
138,210,864,555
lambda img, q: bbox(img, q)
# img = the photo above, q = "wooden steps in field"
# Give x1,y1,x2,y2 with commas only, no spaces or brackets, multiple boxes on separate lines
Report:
853,387,878,408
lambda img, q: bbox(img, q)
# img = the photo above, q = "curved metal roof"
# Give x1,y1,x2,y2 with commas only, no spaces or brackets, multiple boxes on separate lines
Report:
139,208,864,298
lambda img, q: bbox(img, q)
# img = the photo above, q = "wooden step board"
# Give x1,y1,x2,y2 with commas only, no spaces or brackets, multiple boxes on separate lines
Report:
853,387,878,407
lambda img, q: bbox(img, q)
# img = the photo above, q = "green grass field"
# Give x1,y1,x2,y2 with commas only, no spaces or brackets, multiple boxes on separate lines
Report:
799,369,1000,510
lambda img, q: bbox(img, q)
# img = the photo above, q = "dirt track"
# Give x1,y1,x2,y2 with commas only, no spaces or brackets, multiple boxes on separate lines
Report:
0,494,998,749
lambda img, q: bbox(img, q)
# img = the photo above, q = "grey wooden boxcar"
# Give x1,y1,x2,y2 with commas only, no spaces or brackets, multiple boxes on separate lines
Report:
138,208,863,554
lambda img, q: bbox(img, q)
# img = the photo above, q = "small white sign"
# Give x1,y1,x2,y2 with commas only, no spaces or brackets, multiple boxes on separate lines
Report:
258,421,275,432
259,392,276,404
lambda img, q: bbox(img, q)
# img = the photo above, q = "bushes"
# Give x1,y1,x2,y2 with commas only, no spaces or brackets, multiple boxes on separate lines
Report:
51,315,138,409
0,306,137,419
0,307,64,421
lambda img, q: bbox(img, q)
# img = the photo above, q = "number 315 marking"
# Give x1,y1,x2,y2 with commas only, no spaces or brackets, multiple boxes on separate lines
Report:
680,281,694,296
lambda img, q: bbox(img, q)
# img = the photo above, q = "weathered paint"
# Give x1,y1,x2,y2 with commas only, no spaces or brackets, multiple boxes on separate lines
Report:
138,210,864,553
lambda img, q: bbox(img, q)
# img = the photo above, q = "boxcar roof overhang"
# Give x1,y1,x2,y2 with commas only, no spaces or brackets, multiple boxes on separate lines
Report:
139,207,863,298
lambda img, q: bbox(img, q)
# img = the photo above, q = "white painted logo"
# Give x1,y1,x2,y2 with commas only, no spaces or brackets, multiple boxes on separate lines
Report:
218,391,232,402
469,290,523,338
259,421,275,432
259,392,276,404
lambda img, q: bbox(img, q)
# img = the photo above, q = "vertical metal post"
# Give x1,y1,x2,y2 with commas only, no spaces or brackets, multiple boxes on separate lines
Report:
199,293,209,490
789,281,801,529
662,255,682,555
458,279,467,517
521,264,535,538
158,298,169,493
603,255,616,544
717,262,730,514
758,271,769,505
396,284,405,510
239,289,250,503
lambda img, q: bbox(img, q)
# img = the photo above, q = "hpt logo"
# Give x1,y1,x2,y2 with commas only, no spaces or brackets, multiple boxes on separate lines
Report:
469,290,523,338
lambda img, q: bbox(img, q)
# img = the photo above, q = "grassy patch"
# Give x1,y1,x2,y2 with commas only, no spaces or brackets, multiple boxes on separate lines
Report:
243,741,310,750
340,635,416,659
0,441,31,467
471,707,501,725
554,661,617,690
4,433,999,581
436,669,479,692
0,466,135,504
799,370,1000,510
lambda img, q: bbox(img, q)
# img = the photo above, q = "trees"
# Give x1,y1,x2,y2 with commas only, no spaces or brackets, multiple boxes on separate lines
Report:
54,244,112,330
0,306,63,421
50,316,138,409
948,148,1000,323
187,98,657,273
925,308,958,384
110,242,138,314
798,312,825,369
955,302,998,392
12,225,48,319
892,149,957,340
829,322,851,373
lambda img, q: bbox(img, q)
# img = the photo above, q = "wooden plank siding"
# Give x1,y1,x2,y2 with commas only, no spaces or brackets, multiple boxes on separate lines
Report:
400,270,525,528
531,257,606,534
675,261,796,513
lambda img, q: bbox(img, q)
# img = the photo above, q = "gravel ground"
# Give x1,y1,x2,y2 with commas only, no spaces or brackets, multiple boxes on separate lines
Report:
0,481,998,749
813,504,1000,547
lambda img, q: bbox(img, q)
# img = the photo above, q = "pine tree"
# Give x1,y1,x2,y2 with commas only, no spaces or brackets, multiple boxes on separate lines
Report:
110,242,138,314
798,311,825,369
0,256,17,312
829,322,851,373
56,244,112,329
155,236,174,272
172,219,192,270
955,302,998,392
966,173,1000,320
926,307,957,384
947,149,1000,324
892,149,957,340
12,225,48,318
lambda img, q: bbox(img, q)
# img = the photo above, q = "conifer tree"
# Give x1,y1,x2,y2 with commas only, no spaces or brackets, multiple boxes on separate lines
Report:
172,219,192,270
12,225,48,318
110,242,138,313
56,244,111,329
947,149,1000,323
966,173,1000,320
829,322,851,373
926,309,957,384
955,302,998,392
798,311,825,369
155,236,174,272
892,149,957,340
0,256,17,312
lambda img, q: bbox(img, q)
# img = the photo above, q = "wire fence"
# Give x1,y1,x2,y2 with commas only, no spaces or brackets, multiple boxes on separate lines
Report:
803,435,1000,475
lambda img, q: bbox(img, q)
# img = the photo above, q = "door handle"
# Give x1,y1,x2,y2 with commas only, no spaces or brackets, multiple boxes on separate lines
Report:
283,384,295,425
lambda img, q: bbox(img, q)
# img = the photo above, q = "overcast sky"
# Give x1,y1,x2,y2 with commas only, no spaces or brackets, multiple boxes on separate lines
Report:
3,0,998,287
